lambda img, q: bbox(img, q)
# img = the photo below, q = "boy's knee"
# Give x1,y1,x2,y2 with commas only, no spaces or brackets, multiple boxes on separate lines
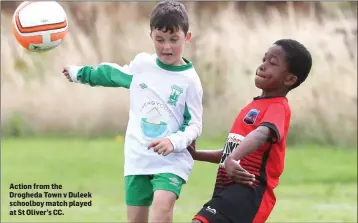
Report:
153,203,173,216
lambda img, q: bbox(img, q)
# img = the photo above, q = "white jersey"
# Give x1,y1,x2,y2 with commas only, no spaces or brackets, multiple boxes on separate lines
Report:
67,53,203,182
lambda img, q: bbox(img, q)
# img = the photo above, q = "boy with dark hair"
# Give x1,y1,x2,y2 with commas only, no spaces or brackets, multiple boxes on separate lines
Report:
190,39,312,223
62,1,202,223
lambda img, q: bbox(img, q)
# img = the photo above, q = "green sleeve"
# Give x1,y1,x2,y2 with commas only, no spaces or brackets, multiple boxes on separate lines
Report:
77,64,133,89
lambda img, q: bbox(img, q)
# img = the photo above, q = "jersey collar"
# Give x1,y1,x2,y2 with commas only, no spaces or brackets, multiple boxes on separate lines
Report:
156,57,193,72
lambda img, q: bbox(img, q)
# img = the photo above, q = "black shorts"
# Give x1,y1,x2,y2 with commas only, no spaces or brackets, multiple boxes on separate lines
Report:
193,183,265,223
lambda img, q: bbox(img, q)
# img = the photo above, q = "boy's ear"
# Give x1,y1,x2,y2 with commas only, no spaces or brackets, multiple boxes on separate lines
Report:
185,31,192,41
284,73,298,87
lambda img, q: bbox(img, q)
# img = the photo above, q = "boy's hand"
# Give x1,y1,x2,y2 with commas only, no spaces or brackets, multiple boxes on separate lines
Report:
224,156,256,186
148,138,174,156
62,66,73,82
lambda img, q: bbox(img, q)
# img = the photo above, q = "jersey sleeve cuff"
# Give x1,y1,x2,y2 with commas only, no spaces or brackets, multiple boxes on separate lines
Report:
259,122,280,143
68,65,84,83
166,135,185,153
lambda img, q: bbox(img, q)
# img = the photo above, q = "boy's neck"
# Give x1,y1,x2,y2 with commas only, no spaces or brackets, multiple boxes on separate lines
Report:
260,89,288,98
177,57,187,66
157,57,188,67
156,56,192,72
169,57,187,66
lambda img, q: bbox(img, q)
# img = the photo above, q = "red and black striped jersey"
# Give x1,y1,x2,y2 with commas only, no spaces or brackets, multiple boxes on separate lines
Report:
213,96,291,199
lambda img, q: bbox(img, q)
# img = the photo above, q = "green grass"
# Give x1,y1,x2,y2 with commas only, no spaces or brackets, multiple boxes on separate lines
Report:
1,138,357,222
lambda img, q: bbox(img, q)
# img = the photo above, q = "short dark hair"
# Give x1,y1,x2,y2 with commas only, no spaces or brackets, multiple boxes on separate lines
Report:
274,39,312,90
150,0,189,35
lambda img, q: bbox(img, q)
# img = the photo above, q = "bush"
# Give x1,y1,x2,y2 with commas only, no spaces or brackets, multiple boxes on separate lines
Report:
1,3,356,147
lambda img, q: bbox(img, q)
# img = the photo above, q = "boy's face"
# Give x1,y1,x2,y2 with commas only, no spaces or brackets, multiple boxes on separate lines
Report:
151,28,191,66
255,45,297,91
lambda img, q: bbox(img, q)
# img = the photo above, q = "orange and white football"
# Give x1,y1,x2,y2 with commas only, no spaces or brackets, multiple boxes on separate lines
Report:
12,1,68,52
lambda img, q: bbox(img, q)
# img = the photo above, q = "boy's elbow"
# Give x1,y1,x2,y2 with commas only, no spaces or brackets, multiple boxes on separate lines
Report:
197,123,202,137
182,122,202,139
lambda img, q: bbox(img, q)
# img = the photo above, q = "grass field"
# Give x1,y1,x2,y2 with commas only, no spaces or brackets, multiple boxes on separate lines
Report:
1,138,357,222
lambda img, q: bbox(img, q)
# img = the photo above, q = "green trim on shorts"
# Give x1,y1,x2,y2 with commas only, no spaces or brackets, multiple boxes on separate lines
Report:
125,173,184,206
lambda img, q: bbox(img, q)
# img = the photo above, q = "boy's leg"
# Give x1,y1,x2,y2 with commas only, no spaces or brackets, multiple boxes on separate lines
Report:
125,175,153,223
150,173,185,223
151,190,177,223
127,206,149,223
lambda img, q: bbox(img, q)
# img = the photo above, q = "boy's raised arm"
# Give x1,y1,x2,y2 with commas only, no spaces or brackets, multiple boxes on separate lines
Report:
65,63,133,88
63,53,146,88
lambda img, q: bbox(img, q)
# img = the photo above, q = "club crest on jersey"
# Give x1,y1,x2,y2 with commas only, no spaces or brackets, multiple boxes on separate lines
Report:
167,84,183,106
243,109,260,125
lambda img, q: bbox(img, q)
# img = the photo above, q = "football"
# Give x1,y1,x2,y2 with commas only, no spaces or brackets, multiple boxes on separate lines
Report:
12,1,68,52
